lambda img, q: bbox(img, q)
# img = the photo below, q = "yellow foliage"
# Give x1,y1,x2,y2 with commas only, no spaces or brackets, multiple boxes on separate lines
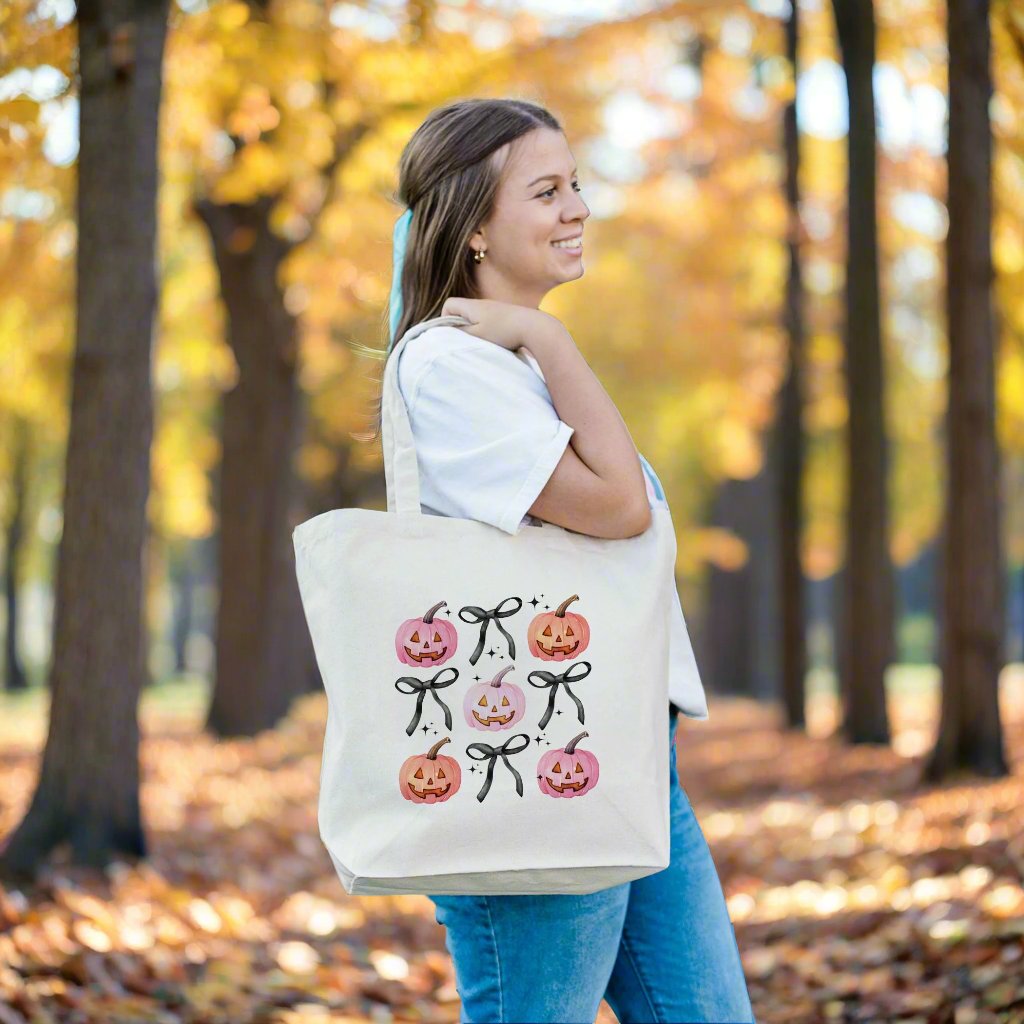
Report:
215,2,250,31
695,526,750,572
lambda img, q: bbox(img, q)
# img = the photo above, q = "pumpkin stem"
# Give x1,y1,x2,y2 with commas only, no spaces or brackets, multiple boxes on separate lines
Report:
555,594,580,617
422,600,447,623
426,736,452,759
490,665,515,687
564,730,589,754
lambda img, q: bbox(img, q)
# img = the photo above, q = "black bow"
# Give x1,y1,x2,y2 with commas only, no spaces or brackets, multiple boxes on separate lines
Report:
527,661,593,730
465,733,531,802
394,666,459,736
458,595,523,664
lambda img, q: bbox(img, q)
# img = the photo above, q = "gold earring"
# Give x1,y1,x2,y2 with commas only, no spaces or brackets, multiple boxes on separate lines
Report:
473,249,486,264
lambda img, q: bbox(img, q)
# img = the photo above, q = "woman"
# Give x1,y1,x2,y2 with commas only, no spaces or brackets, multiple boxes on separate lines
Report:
369,97,755,1024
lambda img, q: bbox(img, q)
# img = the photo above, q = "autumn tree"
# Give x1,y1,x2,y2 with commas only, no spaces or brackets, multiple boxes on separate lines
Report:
831,0,893,745
186,1,454,737
774,0,808,729
924,0,1009,780
0,0,171,872
3,416,31,692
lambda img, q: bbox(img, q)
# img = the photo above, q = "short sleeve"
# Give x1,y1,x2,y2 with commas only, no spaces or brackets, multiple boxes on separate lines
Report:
404,342,575,535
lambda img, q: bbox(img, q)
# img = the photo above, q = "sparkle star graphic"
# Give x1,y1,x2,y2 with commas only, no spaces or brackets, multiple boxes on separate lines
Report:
529,596,540,608
421,724,430,735
556,709,563,716
473,675,481,682
533,735,544,746
486,648,496,658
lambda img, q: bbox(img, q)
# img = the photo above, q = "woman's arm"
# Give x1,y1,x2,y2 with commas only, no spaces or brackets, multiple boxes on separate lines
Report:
522,318,651,539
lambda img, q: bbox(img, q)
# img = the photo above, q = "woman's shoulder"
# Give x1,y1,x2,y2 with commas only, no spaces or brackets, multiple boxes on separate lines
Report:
396,324,542,407
398,323,481,371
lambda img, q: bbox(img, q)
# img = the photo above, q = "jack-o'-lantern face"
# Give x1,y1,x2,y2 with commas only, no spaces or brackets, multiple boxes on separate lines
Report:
395,601,459,667
537,621,579,657
473,692,514,727
408,762,452,799
527,594,591,662
404,627,448,663
543,757,589,792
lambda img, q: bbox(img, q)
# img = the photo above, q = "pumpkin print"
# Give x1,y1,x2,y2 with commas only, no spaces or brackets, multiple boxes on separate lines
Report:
463,665,527,731
399,736,462,803
395,600,458,667
537,730,600,798
527,594,590,661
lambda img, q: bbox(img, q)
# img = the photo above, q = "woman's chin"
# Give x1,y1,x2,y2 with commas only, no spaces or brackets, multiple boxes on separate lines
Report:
552,261,584,283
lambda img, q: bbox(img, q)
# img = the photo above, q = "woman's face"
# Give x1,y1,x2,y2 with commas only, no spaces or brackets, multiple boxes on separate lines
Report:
470,128,590,308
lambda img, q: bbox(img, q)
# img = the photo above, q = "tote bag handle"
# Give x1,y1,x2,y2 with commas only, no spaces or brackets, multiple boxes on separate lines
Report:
381,315,481,515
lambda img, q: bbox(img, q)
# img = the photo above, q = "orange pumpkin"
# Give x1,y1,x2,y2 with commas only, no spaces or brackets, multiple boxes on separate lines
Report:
399,736,462,804
527,594,590,661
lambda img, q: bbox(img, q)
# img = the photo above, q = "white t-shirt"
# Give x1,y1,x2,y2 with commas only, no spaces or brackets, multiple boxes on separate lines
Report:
395,324,710,721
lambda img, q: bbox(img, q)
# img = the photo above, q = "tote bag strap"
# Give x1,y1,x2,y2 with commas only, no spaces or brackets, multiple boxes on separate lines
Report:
381,314,476,515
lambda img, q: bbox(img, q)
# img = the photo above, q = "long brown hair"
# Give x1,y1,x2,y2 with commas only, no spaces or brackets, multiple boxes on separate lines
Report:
361,96,562,444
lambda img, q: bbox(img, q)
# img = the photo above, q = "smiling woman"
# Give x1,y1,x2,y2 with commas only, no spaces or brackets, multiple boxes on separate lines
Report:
337,96,753,1023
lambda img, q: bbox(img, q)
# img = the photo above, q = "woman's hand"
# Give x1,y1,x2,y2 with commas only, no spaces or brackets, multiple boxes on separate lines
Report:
440,297,558,352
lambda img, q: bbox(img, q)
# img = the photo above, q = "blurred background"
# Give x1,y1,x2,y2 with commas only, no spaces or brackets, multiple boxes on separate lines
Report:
0,0,1022,1021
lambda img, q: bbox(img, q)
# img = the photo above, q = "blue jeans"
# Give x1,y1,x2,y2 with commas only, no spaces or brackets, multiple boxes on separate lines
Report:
429,710,756,1023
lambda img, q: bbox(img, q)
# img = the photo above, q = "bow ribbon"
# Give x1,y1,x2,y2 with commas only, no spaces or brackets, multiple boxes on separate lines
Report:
394,666,459,736
465,733,531,802
458,596,523,665
527,661,593,730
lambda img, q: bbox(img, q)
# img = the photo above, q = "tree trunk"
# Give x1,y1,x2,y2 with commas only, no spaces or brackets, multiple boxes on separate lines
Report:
705,481,754,697
170,540,197,675
777,0,808,730
924,0,1008,781
751,447,781,701
704,470,778,700
4,416,30,692
831,0,893,745
195,198,308,737
0,0,169,875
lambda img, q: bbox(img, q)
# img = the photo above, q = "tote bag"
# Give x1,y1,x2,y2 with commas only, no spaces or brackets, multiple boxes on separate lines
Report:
292,315,677,896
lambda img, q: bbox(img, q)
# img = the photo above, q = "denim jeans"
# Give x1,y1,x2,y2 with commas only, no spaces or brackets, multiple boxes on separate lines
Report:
429,709,756,1023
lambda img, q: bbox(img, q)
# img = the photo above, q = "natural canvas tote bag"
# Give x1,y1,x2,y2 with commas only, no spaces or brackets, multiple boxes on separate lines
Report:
292,314,677,896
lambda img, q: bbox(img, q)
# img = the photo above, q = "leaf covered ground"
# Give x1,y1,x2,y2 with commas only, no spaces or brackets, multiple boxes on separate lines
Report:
1,671,1022,1024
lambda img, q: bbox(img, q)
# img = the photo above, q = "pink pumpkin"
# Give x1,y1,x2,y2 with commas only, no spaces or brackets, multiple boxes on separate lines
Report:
395,600,458,667
537,731,600,798
464,665,527,731
399,737,462,803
